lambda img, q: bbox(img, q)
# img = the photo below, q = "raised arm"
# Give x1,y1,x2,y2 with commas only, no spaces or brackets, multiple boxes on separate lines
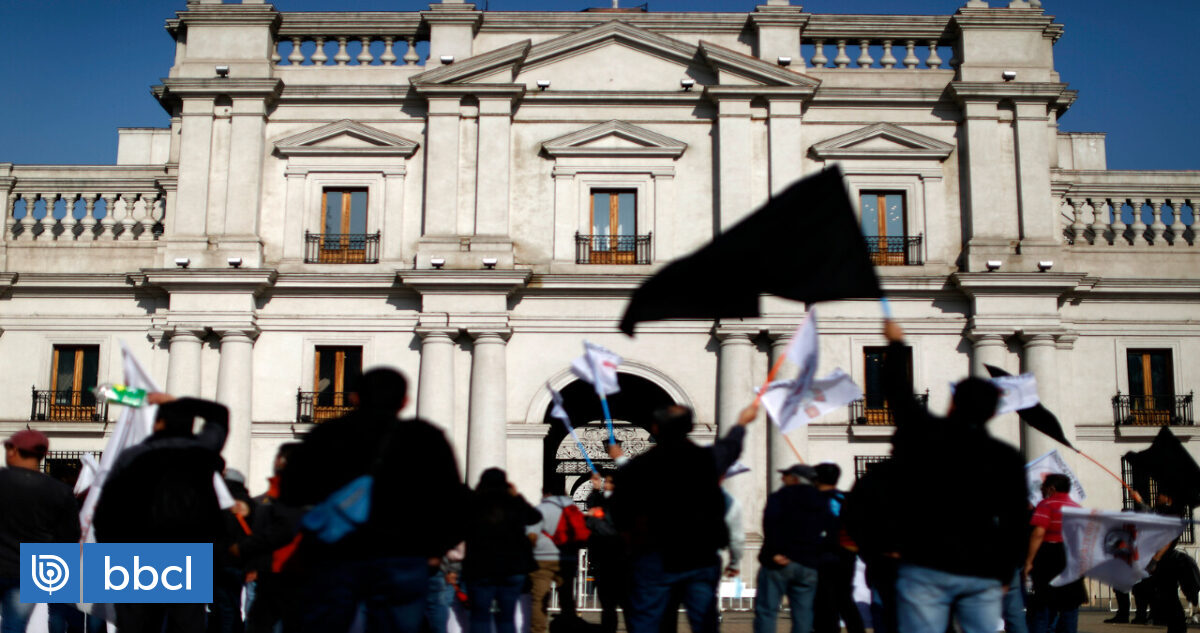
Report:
881,321,923,428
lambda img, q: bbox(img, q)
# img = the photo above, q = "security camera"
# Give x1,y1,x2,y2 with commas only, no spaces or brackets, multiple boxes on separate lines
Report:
680,78,695,91
1002,70,1017,81
227,257,242,268
1037,260,1054,272
777,56,792,66
439,55,455,64
481,257,498,269
215,65,230,78
985,260,1002,271
536,79,551,90
174,258,190,269
430,257,445,269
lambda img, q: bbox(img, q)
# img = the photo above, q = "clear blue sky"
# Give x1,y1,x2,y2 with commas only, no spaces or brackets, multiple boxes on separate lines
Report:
0,0,1195,169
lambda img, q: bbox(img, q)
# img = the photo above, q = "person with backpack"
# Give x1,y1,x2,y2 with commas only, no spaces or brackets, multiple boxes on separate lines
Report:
529,482,590,633
93,393,230,633
279,368,468,633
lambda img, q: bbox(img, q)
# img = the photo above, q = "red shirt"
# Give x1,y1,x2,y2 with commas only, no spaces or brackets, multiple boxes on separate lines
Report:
1030,492,1080,543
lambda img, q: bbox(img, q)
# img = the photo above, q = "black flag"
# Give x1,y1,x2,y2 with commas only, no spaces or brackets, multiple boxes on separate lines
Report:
619,166,882,336
1124,427,1200,507
984,364,1074,450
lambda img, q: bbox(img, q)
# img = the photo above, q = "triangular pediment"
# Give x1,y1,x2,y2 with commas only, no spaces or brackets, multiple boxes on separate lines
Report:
541,120,687,158
411,20,819,91
810,123,954,160
274,120,419,157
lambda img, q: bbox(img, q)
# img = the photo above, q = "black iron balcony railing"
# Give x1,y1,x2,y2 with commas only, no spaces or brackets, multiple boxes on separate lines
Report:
849,391,930,425
30,388,107,422
304,231,380,264
575,233,652,265
296,389,354,424
865,234,922,266
1113,392,1194,426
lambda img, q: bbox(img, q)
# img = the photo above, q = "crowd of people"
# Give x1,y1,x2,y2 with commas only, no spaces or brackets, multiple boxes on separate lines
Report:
0,320,1196,633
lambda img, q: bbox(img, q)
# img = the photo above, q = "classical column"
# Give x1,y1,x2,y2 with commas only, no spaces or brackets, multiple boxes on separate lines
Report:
423,97,461,236
475,97,512,236
768,333,803,492
416,328,457,434
715,97,753,231
716,329,762,537
1013,101,1056,246
171,98,214,238
165,327,205,397
467,330,510,485
767,99,804,196
215,328,257,474
1020,332,1060,460
223,98,268,239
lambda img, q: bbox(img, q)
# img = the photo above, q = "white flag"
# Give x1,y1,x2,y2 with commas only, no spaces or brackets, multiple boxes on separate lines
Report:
782,310,819,391
760,368,863,434
571,340,622,397
1051,507,1184,592
1025,449,1086,508
548,384,571,426
72,452,100,497
992,373,1040,415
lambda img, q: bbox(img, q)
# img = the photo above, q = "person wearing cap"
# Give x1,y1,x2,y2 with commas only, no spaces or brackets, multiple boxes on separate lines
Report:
0,430,81,633
880,320,1027,633
752,463,834,633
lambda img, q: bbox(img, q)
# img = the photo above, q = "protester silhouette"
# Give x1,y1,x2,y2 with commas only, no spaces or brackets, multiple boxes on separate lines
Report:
279,368,468,633
461,468,542,633
812,462,866,633
237,442,304,633
93,393,230,633
1025,474,1085,633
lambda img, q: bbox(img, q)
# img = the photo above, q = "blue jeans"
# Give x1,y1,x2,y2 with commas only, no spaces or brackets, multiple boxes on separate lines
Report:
466,574,524,633
753,561,819,633
895,564,1003,633
627,553,720,633
1002,569,1029,633
425,571,455,633
294,556,432,633
0,577,35,633
1027,605,1078,633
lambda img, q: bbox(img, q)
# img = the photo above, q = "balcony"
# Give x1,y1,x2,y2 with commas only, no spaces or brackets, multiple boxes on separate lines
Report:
849,391,929,425
575,233,652,265
296,390,354,424
865,235,922,266
1112,393,1194,427
30,389,107,422
304,232,380,264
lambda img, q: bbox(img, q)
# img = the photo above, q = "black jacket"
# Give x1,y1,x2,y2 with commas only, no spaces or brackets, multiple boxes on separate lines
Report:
884,341,1027,583
0,467,81,580
94,398,229,545
462,492,541,581
280,409,469,560
759,483,834,570
612,436,729,572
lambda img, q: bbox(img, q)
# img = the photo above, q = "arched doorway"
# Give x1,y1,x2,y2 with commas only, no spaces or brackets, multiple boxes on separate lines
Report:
542,373,678,504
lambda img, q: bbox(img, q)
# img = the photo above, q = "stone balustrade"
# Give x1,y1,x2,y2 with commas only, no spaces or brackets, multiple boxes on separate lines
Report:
799,15,954,70
1055,171,1199,247
3,166,172,242
273,13,428,67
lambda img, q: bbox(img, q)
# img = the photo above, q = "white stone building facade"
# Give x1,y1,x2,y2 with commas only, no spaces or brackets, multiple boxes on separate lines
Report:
1,0,1198,581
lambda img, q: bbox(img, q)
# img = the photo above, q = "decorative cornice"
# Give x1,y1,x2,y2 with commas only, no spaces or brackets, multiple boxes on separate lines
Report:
399,269,532,296
173,4,280,28
810,122,954,161
698,41,820,88
540,120,687,159
410,40,532,85
141,268,278,296
273,119,419,158
949,81,1070,103
952,272,1087,295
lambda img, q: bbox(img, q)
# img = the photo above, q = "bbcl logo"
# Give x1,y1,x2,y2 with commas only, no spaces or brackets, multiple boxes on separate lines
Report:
21,543,213,604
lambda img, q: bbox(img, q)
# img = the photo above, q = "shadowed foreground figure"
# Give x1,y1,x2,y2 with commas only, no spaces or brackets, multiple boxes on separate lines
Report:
94,393,229,633
879,320,1028,633
280,368,468,633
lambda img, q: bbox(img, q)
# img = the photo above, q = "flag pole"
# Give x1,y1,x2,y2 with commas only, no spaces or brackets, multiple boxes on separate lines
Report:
599,395,616,444
569,430,599,475
1072,447,1144,505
